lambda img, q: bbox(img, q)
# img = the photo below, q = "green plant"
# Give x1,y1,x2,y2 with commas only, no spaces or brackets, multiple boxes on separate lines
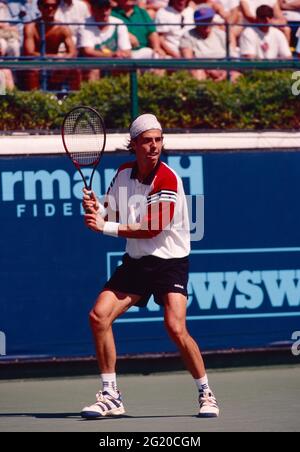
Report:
0,71,299,131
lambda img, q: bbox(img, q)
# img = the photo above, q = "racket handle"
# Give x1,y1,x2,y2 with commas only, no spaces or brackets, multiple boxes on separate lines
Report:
83,189,93,213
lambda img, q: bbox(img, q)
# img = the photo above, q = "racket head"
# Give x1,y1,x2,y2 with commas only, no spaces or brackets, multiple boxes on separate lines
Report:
61,106,106,168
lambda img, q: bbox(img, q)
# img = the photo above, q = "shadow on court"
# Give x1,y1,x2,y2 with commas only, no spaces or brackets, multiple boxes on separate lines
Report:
0,412,196,420
1,365,300,431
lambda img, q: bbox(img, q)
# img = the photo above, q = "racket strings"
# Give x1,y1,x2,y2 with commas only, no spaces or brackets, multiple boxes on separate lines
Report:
63,108,105,166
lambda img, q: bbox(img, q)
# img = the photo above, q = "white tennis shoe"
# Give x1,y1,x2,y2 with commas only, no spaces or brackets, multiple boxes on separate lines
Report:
81,390,125,419
198,389,219,418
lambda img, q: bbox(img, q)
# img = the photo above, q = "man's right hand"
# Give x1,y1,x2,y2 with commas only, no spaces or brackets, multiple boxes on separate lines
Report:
129,33,140,49
82,189,99,214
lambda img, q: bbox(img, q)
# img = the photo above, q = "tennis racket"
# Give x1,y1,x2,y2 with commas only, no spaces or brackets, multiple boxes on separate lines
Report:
61,106,106,193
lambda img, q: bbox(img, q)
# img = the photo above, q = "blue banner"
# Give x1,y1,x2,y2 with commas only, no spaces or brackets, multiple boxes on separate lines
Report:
0,151,300,358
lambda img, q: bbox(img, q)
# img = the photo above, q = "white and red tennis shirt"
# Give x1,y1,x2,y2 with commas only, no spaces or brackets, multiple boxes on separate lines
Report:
105,160,190,259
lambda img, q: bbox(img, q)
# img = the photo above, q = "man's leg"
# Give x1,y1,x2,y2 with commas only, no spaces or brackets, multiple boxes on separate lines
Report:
81,289,141,419
163,292,205,378
89,289,141,374
163,293,219,417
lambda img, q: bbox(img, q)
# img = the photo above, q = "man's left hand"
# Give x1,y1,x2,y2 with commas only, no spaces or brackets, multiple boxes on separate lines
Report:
84,212,105,233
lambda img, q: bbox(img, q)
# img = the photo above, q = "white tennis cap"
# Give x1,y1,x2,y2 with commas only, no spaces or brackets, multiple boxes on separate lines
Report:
129,114,162,139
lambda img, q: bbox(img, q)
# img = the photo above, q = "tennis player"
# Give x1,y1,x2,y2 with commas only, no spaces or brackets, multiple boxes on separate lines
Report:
81,113,219,418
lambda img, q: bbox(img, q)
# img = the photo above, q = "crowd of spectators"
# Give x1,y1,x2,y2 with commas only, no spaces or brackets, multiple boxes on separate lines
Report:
0,0,299,91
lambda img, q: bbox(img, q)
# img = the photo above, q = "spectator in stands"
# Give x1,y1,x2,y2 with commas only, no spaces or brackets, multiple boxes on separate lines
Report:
194,1,242,56
180,5,240,80
78,0,131,80
55,0,90,45
0,0,20,56
155,0,194,58
23,0,79,90
240,0,290,42
239,4,292,58
279,0,300,48
112,0,165,57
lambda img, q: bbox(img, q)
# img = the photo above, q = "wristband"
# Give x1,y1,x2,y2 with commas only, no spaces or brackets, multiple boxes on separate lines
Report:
103,221,120,237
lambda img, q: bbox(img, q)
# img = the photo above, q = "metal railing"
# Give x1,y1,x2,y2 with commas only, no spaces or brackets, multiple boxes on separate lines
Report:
2,57,300,119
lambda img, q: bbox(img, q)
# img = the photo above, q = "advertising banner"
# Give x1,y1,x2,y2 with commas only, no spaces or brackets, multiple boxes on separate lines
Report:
1,150,300,358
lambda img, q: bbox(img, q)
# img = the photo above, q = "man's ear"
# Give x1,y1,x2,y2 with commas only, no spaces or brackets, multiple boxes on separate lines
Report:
131,139,137,153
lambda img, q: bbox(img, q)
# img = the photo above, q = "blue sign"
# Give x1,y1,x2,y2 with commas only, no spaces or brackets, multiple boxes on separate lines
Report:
0,151,300,358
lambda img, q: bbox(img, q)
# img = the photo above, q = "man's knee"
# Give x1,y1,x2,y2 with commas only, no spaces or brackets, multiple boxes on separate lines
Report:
165,319,187,342
89,307,110,332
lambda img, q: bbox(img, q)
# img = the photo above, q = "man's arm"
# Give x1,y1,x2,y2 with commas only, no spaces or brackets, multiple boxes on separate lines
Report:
23,23,40,56
118,202,175,238
273,1,288,22
159,34,180,58
114,24,132,57
62,26,77,58
85,201,175,238
276,30,292,58
240,0,256,22
280,0,300,9
181,46,194,58
148,31,165,56
80,46,114,57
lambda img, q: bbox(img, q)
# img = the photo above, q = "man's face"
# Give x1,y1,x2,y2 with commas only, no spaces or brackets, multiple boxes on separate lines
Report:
172,0,188,13
257,16,271,34
196,21,213,39
92,5,111,23
132,130,163,168
38,0,58,20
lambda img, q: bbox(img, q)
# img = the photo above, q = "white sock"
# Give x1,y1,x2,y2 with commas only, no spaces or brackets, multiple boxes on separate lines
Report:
101,372,118,395
194,374,210,392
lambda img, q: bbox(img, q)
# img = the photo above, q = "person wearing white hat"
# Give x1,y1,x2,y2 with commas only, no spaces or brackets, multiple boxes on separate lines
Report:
81,113,219,419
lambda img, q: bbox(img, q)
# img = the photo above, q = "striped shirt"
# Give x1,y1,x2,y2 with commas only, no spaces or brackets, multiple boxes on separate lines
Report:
106,160,190,259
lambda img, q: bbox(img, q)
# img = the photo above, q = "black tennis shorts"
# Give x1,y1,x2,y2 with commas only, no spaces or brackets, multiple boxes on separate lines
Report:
104,253,189,307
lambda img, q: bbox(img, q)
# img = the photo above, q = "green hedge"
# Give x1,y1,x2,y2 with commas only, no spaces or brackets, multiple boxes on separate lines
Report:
0,71,299,131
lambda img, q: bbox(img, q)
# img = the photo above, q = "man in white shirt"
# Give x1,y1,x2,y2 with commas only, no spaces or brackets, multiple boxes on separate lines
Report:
78,0,131,79
240,0,290,41
80,113,220,420
180,5,239,80
239,5,292,59
155,0,194,57
55,0,90,45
